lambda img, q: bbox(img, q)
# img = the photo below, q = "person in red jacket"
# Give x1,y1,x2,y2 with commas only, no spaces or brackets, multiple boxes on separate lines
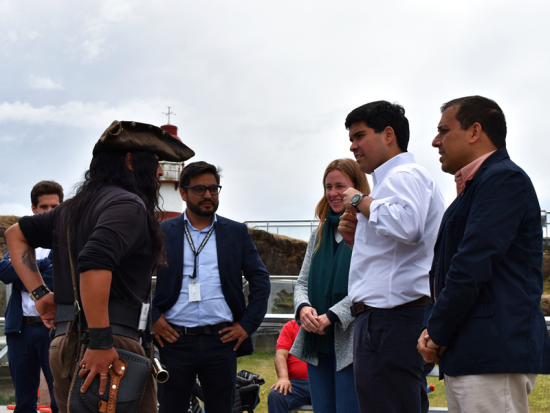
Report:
268,320,311,413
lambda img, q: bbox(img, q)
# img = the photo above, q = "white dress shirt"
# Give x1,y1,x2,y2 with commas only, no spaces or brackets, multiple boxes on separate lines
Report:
21,247,50,317
348,152,446,308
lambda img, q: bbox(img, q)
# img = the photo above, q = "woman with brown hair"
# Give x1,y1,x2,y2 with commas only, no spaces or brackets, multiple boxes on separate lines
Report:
291,158,370,413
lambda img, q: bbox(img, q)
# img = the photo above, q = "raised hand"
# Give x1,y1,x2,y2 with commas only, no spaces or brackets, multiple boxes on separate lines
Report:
338,210,357,244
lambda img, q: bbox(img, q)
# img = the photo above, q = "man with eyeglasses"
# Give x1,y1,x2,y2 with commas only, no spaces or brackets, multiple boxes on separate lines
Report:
152,161,271,412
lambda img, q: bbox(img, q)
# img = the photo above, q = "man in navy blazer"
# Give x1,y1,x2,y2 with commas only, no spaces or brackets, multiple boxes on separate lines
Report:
153,161,270,413
0,181,63,413
418,96,550,412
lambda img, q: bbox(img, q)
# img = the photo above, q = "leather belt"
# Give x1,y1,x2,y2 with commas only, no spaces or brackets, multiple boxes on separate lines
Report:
169,322,233,336
54,321,142,342
350,296,431,317
23,316,43,324
54,300,143,329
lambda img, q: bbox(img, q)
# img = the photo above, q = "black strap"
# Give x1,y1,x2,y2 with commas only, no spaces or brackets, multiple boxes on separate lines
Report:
183,221,215,280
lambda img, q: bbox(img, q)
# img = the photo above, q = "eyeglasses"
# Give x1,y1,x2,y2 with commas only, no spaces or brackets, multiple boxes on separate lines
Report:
183,185,222,196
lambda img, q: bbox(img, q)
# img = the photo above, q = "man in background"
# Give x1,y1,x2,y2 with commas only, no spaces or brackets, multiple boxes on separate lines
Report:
0,180,63,413
153,161,270,412
338,101,445,413
418,96,550,412
268,320,311,413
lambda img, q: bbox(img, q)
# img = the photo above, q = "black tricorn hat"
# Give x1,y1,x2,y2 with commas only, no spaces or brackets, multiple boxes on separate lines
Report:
93,120,195,162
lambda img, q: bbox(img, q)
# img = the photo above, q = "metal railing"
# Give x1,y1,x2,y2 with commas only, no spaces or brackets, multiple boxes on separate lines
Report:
245,220,319,241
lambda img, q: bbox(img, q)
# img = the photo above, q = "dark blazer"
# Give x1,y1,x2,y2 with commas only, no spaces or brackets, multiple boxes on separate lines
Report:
153,214,271,357
424,148,550,376
0,251,54,334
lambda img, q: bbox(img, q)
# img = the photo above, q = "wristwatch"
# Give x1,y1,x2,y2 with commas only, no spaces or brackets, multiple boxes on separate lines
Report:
350,193,368,210
29,284,51,302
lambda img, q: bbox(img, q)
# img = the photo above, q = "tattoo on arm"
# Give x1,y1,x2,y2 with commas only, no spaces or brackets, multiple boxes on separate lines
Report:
21,248,39,273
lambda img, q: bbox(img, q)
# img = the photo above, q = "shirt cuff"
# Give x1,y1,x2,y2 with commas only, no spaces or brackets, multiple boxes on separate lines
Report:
326,310,339,324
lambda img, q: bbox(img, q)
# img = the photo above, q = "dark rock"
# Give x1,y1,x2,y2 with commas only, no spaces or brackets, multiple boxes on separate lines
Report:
0,216,18,318
541,295,550,316
0,216,19,256
543,255,550,285
248,228,308,276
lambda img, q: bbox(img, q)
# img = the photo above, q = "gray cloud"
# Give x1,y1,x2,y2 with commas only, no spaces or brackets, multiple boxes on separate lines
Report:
0,0,549,224
27,75,63,90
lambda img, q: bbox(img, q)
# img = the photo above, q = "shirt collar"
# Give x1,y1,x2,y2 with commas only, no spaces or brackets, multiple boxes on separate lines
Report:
183,210,217,231
371,152,416,188
454,150,496,196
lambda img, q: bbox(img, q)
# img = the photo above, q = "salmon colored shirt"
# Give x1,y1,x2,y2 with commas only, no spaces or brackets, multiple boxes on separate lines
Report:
455,151,496,196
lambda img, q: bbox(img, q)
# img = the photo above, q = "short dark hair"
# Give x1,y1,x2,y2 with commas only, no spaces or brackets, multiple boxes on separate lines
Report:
179,161,222,188
441,96,507,148
31,180,64,207
345,101,410,152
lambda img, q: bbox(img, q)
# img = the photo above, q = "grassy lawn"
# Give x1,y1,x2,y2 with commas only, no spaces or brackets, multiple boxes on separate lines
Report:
237,352,309,413
238,352,550,413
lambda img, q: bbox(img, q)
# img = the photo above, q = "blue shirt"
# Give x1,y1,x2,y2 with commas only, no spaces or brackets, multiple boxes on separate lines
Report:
165,212,233,327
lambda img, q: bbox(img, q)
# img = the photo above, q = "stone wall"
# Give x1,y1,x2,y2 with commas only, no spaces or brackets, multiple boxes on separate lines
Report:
0,217,309,275
0,216,18,257
2,216,550,316
0,217,18,317
247,228,308,275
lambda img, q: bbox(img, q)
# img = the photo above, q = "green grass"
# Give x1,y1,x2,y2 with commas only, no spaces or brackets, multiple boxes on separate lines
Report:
237,352,310,413
0,394,15,406
238,352,550,413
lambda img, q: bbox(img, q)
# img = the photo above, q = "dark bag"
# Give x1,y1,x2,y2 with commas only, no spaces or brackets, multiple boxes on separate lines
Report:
191,369,265,413
234,370,265,413
69,348,151,413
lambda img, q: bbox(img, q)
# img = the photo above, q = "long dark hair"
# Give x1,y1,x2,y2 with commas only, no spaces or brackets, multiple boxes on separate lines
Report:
61,150,165,266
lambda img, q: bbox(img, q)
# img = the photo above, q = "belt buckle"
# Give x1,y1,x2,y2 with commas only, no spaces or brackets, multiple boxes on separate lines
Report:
184,327,195,336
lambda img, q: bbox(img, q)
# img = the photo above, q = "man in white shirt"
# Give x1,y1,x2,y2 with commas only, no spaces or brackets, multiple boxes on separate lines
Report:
338,101,445,413
0,181,63,413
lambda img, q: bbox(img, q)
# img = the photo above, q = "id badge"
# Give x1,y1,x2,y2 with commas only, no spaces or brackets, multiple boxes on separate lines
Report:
189,283,202,302
138,303,150,331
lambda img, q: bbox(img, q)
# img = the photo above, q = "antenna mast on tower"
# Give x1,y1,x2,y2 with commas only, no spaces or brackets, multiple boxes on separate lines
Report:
162,106,176,124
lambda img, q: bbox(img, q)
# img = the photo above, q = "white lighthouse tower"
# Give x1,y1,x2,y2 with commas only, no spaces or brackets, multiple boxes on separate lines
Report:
158,118,185,220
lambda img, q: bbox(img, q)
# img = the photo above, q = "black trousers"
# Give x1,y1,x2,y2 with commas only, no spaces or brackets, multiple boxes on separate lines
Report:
158,332,237,413
7,323,58,413
353,306,432,413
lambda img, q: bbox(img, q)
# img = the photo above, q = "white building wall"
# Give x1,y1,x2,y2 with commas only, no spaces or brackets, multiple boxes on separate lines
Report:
159,183,184,213
158,161,184,214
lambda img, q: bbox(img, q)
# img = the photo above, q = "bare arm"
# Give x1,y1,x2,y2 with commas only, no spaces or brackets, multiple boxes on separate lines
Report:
271,349,292,395
5,224,46,293
80,269,112,328
78,270,123,396
5,224,55,327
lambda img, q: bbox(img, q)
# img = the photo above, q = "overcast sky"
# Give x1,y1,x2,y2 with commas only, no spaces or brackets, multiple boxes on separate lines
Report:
1,0,550,224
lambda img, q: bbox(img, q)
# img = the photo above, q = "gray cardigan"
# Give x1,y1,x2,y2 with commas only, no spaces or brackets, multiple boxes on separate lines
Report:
290,229,355,371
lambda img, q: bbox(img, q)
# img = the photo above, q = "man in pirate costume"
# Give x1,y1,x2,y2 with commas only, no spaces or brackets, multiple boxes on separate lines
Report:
5,120,194,413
